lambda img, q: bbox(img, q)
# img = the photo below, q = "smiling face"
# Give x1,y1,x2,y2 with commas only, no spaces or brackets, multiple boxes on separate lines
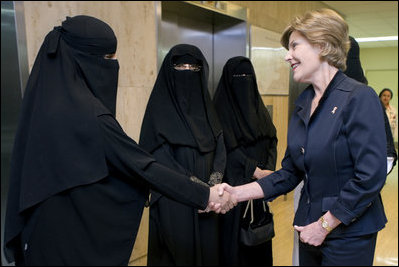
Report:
285,31,323,84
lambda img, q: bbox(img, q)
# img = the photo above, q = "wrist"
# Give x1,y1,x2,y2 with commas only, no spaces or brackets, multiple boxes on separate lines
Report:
253,167,261,179
235,182,264,202
319,216,333,233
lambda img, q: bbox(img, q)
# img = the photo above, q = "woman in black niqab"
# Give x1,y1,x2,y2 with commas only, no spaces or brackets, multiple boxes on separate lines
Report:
12,15,118,216
139,44,226,266
139,44,224,157
4,16,213,266
213,56,277,266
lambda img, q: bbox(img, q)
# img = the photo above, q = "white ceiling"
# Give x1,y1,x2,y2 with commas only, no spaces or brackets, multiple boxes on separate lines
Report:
321,1,398,48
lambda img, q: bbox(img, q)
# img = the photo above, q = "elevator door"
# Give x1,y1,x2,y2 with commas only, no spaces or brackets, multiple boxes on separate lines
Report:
1,1,28,265
158,1,248,97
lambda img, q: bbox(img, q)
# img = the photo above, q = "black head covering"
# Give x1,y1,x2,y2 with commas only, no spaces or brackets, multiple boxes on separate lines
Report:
139,44,223,153
213,56,276,151
4,15,118,262
344,36,368,84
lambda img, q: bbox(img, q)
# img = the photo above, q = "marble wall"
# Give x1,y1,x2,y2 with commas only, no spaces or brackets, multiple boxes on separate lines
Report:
233,1,328,33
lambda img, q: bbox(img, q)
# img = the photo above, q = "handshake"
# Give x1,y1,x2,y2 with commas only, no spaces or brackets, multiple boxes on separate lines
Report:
200,168,273,214
201,179,267,214
200,183,237,214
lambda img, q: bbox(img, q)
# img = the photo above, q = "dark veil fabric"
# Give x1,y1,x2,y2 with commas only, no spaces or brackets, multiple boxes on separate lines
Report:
344,36,368,84
139,44,225,265
140,44,222,153
139,44,225,172
213,56,276,152
4,15,119,262
214,56,277,266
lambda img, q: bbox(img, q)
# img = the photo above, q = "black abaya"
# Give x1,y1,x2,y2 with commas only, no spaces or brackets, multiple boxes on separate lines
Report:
4,16,210,266
139,44,226,266
213,57,277,266
20,114,210,266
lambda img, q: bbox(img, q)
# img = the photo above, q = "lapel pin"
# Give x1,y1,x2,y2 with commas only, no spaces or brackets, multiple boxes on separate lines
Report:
331,106,338,114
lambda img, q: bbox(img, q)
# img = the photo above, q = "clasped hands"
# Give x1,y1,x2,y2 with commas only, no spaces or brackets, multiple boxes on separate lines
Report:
200,183,237,214
202,167,274,214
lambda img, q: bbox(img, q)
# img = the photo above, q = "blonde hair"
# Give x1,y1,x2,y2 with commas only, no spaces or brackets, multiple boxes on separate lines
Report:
280,8,350,71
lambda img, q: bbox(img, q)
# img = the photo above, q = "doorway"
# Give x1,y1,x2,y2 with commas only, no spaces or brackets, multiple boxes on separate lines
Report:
157,1,248,97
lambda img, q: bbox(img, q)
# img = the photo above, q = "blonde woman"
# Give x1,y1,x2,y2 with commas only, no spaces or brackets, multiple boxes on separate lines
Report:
220,9,387,266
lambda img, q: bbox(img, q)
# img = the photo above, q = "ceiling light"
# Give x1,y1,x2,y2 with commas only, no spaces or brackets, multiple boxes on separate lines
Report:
252,47,285,51
355,36,398,42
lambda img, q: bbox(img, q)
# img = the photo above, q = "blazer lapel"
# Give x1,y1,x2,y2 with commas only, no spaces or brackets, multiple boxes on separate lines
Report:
295,86,313,126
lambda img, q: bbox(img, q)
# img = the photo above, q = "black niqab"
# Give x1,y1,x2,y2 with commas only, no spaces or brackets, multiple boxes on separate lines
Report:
215,57,276,266
213,56,276,150
344,36,368,84
139,44,222,154
140,44,225,266
4,15,119,262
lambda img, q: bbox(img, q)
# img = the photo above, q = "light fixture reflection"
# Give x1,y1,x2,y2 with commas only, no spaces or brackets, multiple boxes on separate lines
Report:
252,47,285,51
355,36,398,42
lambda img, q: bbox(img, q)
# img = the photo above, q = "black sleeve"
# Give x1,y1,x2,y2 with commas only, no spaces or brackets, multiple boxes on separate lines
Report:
227,146,258,185
266,137,278,171
97,114,209,210
152,142,192,176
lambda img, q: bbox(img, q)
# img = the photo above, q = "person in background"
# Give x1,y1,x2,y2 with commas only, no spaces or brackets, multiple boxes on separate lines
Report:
379,88,398,142
220,8,387,266
381,94,398,174
139,44,228,266
379,88,398,174
213,56,277,266
3,16,235,266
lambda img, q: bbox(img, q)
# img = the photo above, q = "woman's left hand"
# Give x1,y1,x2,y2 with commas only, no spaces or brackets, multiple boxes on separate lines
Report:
253,167,274,179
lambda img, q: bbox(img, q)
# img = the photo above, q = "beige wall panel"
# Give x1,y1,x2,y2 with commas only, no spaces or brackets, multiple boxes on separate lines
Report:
116,85,153,141
129,207,149,266
232,1,329,33
261,95,289,169
251,25,290,95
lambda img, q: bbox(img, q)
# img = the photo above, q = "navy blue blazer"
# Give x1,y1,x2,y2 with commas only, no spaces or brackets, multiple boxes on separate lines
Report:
257,71,387,237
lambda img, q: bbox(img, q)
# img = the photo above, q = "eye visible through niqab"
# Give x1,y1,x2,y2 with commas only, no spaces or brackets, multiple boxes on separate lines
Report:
104,53,117,60
173,63,202,72
232,73,252,77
